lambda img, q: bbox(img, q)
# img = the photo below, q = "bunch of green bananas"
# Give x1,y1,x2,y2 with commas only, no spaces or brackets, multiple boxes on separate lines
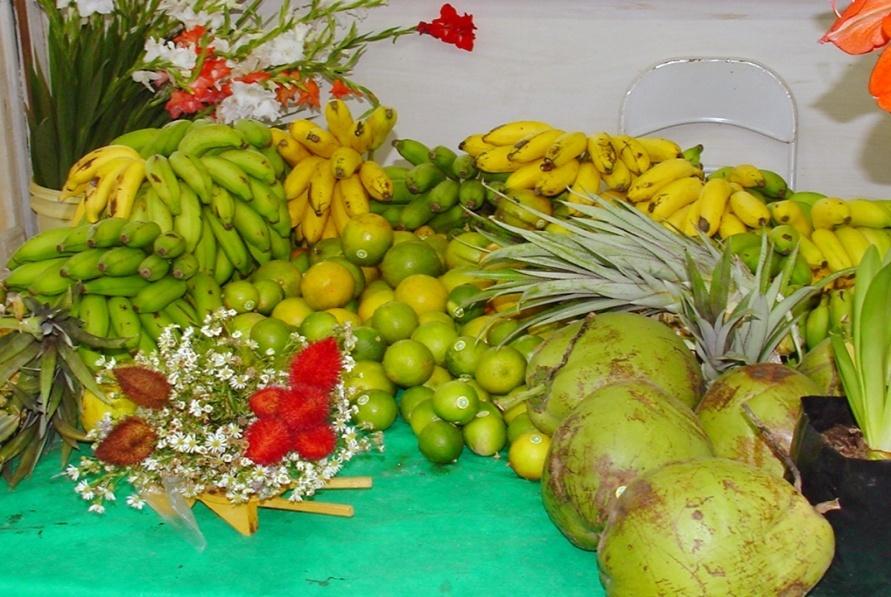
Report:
373,137,496,233
802,288,854,351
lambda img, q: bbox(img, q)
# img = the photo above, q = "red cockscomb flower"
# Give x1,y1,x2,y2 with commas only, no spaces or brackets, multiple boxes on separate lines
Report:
290,337,342,392
277,384,330,431
249,386,289,418
95,417,157,466
245,418,293,465
114,366,171,409
418,4,476,51
293,425,337,460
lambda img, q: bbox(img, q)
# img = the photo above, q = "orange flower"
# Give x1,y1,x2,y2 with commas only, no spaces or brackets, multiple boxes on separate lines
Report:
239,71,272,84
275,83,300,106
870,46,891,109
330,79,357,99
297,79,321,108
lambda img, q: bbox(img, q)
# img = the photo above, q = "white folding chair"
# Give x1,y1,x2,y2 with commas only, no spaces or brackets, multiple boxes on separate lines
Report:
619,58,798,187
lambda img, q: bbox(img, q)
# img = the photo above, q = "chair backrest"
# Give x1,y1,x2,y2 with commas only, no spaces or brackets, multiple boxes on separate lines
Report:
619,58,798,187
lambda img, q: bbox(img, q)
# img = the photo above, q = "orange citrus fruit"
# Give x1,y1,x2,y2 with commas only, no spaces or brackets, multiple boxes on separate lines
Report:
394,274,448,316
270,297,313,327
300,260,355,310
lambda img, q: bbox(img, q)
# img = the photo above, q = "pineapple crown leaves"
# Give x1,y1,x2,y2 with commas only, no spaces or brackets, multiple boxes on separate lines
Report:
475,187,832,381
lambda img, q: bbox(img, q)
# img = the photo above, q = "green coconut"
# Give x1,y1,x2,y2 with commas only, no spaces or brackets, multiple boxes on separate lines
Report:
797,338,844,397
695,363,820,477
597,458,834,596
541,380,713,550
526,313,703,434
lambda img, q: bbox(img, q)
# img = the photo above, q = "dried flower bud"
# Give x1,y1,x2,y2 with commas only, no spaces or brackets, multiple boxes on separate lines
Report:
289,337,342,392
95,417,157,466
293,425,337,461
113,366,172,409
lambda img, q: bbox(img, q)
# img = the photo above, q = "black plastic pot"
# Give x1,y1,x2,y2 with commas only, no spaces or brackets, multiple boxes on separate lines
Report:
792,396,891,596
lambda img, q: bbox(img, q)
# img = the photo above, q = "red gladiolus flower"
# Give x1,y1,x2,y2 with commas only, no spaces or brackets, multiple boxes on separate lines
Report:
418,3,476,51
330,79,358,99
175,25,207,48
249,386,288,418
245,418,293,465
165,89,204,119
293,425,337,460
297,79,321,108
290,337,342,392
277,384,330,431
275,83,300,106
239,71,272,84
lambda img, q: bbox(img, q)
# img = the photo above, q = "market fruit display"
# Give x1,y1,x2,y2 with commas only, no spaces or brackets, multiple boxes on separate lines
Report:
597,458,835,596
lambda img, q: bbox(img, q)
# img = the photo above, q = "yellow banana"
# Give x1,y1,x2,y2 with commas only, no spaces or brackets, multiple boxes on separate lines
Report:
322,211,339,240
107,159,146,219
339,174,371,216
84,160,131,222
543,131,587,169
508,129,564,162
847,198,891,228
683,198,705,237
287,119,317,141
324,99,355,147
811,197,851,229
367,105,398,151
535,159,580,197
284,155,324,199
298,125,341,158
728,164,766,188
729,190,770,227
768,200,813,237
70,198,87,226
626,158,702,202
330,146,364,179
66,145,140,186
611,135,651,175
587,132,617,175
601,157,633,192
635,137,682,163
459,133,496,157
330,182,351,234
271,127,310,166
718,212,748,239
287,190,309,227
648,176,704,222
811,228,853,272
505,159,546,191
308,159,336,215
569,161,602,196
858,227,891,257
358,160,393,201
475,145,523,173
300,201,329,245
834,226,871,265
798,235,828,269
665,204,691,232
696,178,733,236
348,119,375,154
482,120,552,146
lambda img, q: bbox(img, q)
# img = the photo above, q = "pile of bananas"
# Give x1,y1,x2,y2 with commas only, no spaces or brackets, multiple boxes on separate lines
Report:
803,288,853,351
282,100,397,244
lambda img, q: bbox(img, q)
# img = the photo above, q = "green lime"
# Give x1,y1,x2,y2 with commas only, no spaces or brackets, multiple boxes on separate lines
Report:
353,389,398,431
474,345,527,394
380,240,443,287
290,249,311,272
486,318,520,346
271,297,313,327
475,401,503,421
418,420,463,464
509,431,550,480
508,334,544,362
409,399,440,435
309,238,343,264
341,213,394,266
446,284,486,324
418,311,454,326
411,320,459,365
382,339,434,387
223,280,259,313
444,231,488,268
351,326,387,362
507,412,539,443
250,317,293,355
344,360,396,399
254,279,284,315
465,377,491,403
251,259,303,297
463,413,507,456
461,315,498,340
444,335,487,377
299,311,339,342
371,300,419,343
228,312,266,338
423,365,453,389
432,379,479,425
399,386,434,421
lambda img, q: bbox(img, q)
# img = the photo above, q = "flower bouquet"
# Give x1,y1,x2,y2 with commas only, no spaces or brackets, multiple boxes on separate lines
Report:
66,310,376,536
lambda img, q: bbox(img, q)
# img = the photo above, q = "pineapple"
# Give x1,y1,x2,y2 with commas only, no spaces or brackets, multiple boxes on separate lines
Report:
477,195,827,382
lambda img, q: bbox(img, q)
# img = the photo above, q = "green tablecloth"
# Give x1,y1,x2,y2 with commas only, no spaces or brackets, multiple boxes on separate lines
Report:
0,420,605,596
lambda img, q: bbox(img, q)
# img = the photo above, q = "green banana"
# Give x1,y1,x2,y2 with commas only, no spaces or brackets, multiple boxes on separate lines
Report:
138,254,171,281
804,296,830,350
234,119,272,149
427,179,460,213
707,165,733,180
379,204,404,229
759,169,788,200
5,258,68,289
405,162,447,194
172,254,199,280
246,242,272,265
233,199,271,251
153,231,187,259
400,193,436,230
111,128,160,155
87,217,128,249
178,123,245,156
10,227,72,263
145,187,174,233
138,331,157,355
174,185,203,253
60,249,106,281
393,138,431,165
97,247,147,277
201,155,253,200
768,224,800,255
162,299,198,329
213,245,235,286
726,231,763,255
829,289,852,333
107,297,141,349
120,220,162,249
429,204,467,233
145,154,182,215
267,224,291,260
186,272,224,321
789,252,813,286
128,187,150,222
259,144,286,180
146,119,193,157
390,179,415,204
247,177,281,223
81,275,151,297
429,145,458,172
138,310,176,342
219,148,276,185
211,185,237,229
383,165,409,181
681,145,704,168
57,223,94,253
27,261,70,296
272,195,292,238
78,294,111,370
450,154,478,180
458,179,486,210
205,209,252,275
132,276,188,313
169,150,212,203
193,225,217,274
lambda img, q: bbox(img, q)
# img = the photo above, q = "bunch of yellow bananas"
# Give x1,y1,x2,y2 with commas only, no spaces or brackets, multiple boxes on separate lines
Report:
282,100,397,245
61,144,147,223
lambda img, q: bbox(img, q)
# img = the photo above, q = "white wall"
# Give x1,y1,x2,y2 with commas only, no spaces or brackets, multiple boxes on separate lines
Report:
280,0,891,197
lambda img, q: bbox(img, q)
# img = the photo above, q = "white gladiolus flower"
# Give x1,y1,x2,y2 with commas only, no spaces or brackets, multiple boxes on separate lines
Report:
216,82,282,124
131,70,166,91
248,24,311,69
58,0,115,17
143,37,197,73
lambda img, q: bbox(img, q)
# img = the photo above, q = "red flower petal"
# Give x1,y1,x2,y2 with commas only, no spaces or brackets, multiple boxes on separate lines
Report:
290,338,342,392
870,44,891,110
821,0,891,54
418,3,476,51
277,384,330,431
330,79,356,99
297,79,321,108
249,386,288,418
245,418,293,465
293,425,337,460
